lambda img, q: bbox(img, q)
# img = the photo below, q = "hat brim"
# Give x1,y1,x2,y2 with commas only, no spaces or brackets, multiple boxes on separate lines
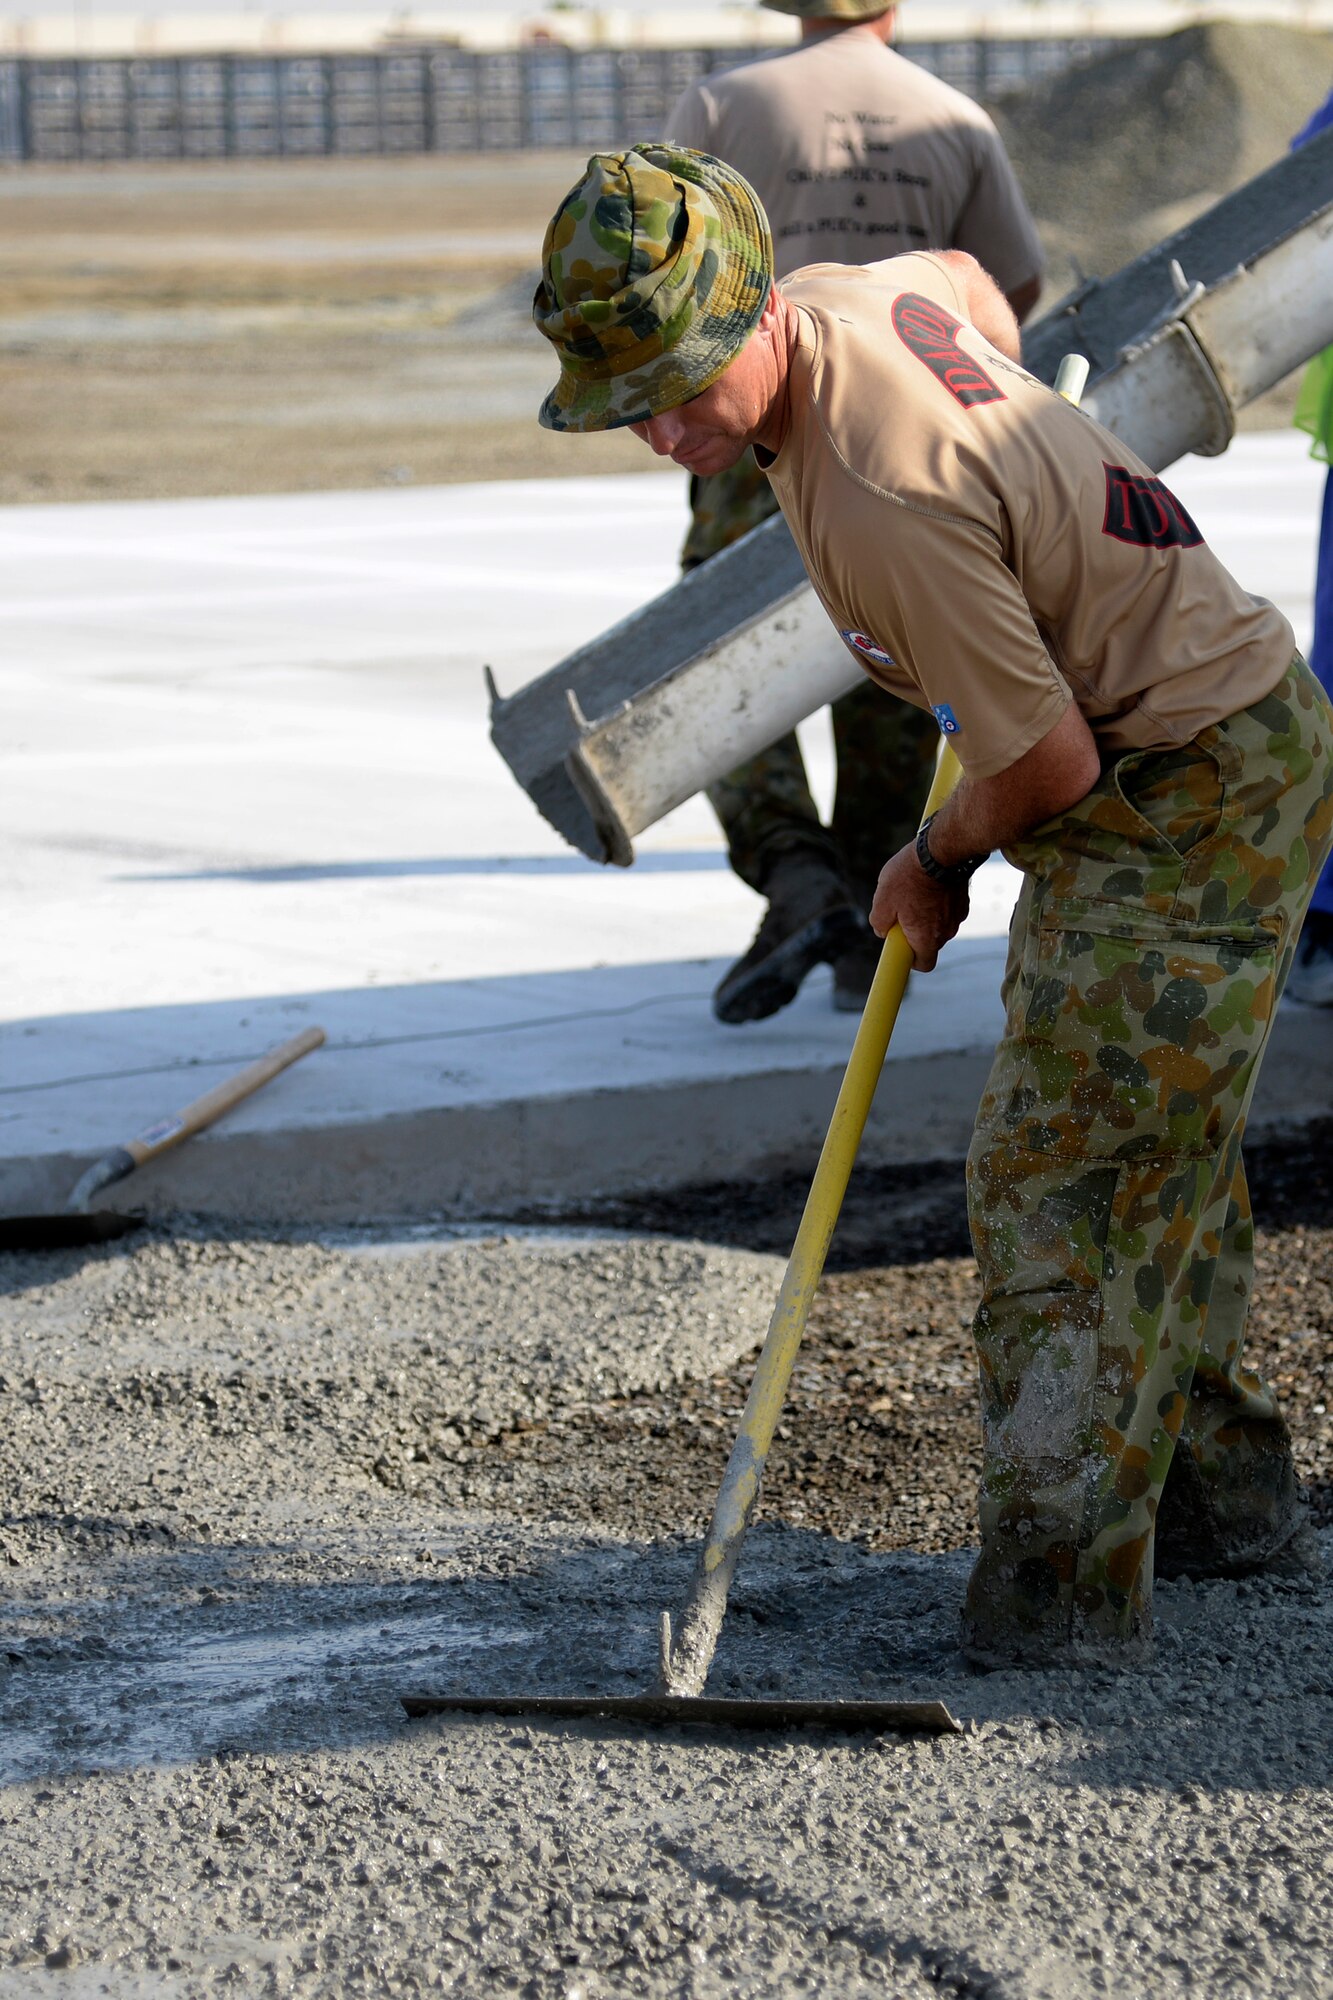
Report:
537,300,770,434
537,155,773,435
760,1,893,16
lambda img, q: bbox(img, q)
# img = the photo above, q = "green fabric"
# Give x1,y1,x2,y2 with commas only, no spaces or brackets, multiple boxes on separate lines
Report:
1295,346,1333,465
535,145,773,434
962,654,1333,1664
760,0,893,16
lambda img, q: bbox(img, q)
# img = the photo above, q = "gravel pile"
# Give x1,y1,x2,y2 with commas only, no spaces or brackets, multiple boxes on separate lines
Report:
0,1232,784,1568
994,23,1333,297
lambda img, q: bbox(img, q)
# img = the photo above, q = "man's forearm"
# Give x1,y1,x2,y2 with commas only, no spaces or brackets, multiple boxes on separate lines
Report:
924,700,1103,866
923,777,1035,868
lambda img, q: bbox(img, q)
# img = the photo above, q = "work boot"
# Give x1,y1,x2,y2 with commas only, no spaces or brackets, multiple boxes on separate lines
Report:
713,854,864,1024
1286,909,1333,1007
1153,1436,1307,1583
832,930,890,1013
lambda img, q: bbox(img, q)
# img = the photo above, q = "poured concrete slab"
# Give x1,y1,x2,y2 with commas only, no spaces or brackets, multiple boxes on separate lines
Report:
0,439,1326,1220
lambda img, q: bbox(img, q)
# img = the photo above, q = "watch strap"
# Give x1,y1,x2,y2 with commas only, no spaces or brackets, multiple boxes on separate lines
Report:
915,813,986,887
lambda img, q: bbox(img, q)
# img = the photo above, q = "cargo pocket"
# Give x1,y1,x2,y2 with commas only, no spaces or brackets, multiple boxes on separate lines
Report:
1008,902,1280,1165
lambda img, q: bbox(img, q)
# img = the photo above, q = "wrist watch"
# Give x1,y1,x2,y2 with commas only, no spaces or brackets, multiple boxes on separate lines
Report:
915,812,988,887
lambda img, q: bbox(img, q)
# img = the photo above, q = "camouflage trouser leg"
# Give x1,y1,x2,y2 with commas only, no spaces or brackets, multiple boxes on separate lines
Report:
680,450,783,570
708,731,835,893
1153,1149,1301,1577
963,655,1333,1665
708,681,937,897
686,454,936,899
687,455,830,891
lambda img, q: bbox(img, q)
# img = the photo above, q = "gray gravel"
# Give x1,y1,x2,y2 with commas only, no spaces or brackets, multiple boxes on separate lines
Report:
1,1224,1330,1997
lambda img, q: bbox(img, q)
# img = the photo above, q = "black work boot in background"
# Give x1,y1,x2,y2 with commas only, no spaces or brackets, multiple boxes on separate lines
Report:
832,877,899,1014
713,853,865,1024
830,932,881,1013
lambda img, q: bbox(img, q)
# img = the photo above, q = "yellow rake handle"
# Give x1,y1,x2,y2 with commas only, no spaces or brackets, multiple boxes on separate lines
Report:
660,742,964,1696
659,348,1089,1697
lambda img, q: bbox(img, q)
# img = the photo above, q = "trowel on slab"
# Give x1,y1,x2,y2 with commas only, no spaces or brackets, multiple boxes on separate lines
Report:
0,1027,325,1251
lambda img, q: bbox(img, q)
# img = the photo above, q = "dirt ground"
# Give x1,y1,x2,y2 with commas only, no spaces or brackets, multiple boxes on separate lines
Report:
1,1123,1329,1994
0,153,647,505
3,18,1328,509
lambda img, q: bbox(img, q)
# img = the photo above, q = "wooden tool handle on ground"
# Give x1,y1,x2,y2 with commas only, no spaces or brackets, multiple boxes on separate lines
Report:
123,1027,326,1167
66,1027,326,1210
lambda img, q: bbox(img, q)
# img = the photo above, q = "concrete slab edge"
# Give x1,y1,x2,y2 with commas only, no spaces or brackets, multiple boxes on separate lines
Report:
0,1049,991,1224
1,1008,1327,1228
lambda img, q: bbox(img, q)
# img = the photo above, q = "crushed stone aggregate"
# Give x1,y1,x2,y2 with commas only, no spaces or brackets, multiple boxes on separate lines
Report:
0,1127,1330,1995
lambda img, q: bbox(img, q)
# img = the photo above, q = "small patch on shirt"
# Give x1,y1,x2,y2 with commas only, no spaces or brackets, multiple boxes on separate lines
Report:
842,629,896,670
932,703,962,736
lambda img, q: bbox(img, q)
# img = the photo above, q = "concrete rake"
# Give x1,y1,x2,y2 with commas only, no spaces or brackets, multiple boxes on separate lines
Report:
403,357,1094,1734
404,745,965,1737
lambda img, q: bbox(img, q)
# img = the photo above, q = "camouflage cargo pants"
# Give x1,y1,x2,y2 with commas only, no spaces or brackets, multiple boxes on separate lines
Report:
685,454,938,902
964,654,1333,1665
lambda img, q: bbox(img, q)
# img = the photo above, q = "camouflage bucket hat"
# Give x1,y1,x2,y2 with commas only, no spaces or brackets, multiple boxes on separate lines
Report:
760,1,894,16
534,143,773,434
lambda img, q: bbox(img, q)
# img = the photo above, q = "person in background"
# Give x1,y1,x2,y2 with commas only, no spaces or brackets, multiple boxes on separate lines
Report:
665,0,1044,1023
1288,82,1333,1006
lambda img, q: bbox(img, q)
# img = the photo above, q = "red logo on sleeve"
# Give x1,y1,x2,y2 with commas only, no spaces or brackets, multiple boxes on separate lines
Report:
891,293,1007,410
1102,464,1203,550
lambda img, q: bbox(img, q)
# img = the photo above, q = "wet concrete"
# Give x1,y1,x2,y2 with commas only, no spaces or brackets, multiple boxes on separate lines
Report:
2,1520,1330,1998
1,1217,1329,1995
